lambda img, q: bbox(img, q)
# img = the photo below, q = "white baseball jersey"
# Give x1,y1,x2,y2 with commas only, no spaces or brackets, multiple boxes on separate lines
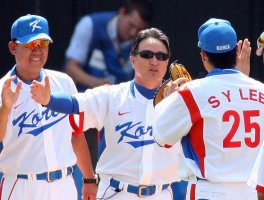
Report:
154,69,264,182
248,142,264,192
0,67,77,174
74,80,181,185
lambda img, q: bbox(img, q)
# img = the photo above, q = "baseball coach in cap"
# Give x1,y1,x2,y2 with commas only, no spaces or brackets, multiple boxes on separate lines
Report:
153,18,264,199
0,14,96,200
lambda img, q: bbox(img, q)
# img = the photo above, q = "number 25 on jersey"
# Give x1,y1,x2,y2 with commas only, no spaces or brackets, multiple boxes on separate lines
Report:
223,110,260,148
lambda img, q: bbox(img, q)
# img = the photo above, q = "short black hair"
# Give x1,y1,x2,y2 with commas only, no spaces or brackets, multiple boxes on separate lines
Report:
123,0,153,24
131,27,170,56
204,47,237,69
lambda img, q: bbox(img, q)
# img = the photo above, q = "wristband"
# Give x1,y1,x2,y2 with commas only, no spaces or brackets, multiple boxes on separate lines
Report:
83,174,99,184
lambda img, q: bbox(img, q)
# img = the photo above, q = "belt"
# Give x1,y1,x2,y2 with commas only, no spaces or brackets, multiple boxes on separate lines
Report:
110,178,170,197
17,166,74,182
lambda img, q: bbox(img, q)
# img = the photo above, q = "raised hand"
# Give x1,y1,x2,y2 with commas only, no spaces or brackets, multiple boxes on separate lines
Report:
236,38,251,76
163,77,189,98
1,76,22,111
30,76,51,105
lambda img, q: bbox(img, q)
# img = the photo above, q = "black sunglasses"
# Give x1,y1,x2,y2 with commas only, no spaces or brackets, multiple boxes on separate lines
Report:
135,50,169,61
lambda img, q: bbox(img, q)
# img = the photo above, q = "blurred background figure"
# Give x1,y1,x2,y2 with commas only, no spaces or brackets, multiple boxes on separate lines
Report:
64,0,153,90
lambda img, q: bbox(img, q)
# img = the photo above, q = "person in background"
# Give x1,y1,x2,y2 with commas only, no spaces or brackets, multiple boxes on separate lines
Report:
64,0,153,90
0,14,96,200
153,18,263,200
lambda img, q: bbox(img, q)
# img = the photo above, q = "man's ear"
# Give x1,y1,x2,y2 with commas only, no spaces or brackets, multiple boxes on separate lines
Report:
8,41,17,55
130,55,135,69
200,49,208,62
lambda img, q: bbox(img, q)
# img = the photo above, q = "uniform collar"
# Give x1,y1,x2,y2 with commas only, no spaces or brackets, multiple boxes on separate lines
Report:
10,65,44,85
130,80,158,99
207,67,239,77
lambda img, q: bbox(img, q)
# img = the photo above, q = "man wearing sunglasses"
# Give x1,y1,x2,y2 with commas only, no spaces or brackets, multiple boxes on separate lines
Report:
0,14,96,200
64,2,153,195
30,27,186,199
153,18,264,200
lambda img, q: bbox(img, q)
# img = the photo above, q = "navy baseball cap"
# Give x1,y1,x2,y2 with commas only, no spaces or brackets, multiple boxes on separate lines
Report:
256,31,264,56
11,14,53,44
198,18,237,53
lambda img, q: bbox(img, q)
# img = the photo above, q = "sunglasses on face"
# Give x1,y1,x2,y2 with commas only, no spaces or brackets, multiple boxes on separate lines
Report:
135,50,169,61
16,40,50,49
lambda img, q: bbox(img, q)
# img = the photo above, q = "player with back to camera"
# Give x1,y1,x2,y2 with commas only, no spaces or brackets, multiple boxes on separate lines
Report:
153,18,264,200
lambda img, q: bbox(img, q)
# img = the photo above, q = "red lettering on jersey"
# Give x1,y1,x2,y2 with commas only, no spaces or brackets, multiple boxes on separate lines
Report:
222,90,231,102
208,96,220,108
249,89,258,101
239,89,248,100
259,92,264,104
239,88,264,105
223,110,260,148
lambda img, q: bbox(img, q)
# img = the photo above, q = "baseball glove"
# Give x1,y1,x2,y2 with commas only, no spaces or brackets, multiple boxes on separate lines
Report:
153,60,192,106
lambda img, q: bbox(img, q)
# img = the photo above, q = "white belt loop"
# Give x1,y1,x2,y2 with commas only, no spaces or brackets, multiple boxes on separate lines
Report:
120,181,128,191
61,167,68,177
117,180,126,190
155,184,163,194
28,173,36,181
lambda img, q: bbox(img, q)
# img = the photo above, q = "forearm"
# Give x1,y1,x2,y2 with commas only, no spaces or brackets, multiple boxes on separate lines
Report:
258,192,264,200
0,106,11,140
72,133,95,178
46,92,79,114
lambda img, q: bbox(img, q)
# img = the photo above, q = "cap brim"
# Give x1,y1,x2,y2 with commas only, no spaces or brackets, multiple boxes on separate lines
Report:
256,47,264,56
16,33,53,44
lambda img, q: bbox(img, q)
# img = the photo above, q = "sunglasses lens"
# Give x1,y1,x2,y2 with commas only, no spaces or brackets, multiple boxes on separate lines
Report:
139,50,154,59
41,40,50,48
137,50,169,61
155,52,169,61
26,42,35,49
22,40,50,49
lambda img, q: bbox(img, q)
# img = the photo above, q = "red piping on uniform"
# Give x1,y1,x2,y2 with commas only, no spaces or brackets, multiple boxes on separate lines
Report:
7,178,18,200
190,184,196,200
179,88,206,177
0,177,4,200
69,112,84,136
256,185,264,193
